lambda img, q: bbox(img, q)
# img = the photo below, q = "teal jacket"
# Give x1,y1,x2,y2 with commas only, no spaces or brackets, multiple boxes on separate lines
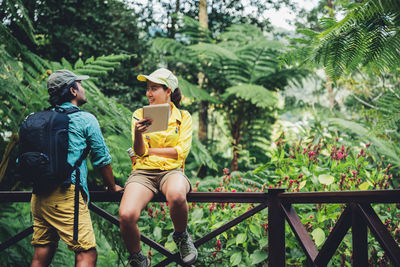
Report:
60,102,111,200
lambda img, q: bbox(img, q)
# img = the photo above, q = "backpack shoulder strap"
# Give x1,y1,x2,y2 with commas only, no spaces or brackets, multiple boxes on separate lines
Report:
51,105,81,115
72,142,90,241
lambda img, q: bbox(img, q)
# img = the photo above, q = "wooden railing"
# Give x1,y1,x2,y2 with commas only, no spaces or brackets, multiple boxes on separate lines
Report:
1,189,399,266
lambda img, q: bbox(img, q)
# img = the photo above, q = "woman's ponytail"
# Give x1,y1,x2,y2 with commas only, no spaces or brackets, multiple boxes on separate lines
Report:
171,87,182,108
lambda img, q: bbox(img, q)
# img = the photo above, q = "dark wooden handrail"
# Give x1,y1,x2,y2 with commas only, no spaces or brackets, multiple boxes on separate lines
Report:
0,189,399,266
0,191,271,203
279,189,400,203
1,189,399,204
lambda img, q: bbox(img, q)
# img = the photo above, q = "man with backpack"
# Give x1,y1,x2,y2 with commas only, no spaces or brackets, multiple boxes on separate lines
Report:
23,69,123,266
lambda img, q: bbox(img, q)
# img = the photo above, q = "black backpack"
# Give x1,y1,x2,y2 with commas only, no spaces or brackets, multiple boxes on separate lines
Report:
17,106,88,194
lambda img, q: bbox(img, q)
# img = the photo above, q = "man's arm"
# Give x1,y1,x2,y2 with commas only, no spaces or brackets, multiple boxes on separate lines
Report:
98,164,123,192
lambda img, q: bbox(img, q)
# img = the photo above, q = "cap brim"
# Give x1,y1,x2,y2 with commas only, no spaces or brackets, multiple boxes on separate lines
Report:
137,74,167,87
76,75,89,81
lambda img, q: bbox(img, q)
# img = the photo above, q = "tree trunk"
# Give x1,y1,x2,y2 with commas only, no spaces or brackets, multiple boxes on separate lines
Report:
198,0,208,143
169,0,180,38
230,116,242,172
231,145,239,171
199,0,208,28
197,0,209,177
326,76,335,110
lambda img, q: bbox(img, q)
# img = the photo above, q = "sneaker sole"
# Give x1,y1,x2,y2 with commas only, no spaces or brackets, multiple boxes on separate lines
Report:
182,251,198,265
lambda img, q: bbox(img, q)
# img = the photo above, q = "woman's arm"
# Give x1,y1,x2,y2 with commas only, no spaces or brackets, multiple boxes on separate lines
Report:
133,118,152,156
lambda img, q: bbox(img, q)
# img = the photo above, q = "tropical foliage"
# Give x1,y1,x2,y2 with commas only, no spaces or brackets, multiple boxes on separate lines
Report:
1,0,399,266
152,19,307,171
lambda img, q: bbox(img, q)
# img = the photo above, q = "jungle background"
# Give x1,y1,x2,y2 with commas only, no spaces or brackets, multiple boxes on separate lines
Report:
1,0,399,266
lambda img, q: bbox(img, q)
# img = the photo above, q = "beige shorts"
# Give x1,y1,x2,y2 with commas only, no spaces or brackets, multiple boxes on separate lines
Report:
31,185,96,252
125,169,191,194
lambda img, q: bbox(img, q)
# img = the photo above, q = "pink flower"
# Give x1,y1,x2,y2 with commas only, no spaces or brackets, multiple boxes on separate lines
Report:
212,252,217,258
337,152,344,160
231,189,236,192
366,142,371,148
223,168,230,175
209,204,215,212
216,239,221,250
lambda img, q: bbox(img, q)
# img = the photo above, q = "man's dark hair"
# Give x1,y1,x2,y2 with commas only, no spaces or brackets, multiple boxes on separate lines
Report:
49,82,79,106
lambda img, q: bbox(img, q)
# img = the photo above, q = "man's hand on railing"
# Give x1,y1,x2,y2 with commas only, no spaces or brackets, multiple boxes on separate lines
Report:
106,184,124,193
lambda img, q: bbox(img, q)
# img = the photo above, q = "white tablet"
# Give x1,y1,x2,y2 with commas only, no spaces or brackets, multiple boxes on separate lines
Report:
142,103,170,133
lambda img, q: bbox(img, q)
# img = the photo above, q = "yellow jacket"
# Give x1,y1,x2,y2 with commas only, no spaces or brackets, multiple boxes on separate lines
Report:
131,103,192,170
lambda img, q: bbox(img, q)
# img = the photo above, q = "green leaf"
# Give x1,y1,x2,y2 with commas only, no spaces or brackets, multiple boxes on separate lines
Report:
358,181,370,190
299,180,307,189
191,207,203,221
250,250,268,265
153,227,162,240
230,252,242,266
318,174,335,185
74,58,84,69
236,233,247,245
164,241,177,251
259,237,268,248
312,228,326,246
61,57,72,70
249,224,261,237
178,77,217,103
224,84,277,109
227,237,236,248
211,221,227,229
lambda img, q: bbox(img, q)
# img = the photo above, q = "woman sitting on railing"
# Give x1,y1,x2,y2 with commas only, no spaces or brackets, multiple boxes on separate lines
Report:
119,68,197,267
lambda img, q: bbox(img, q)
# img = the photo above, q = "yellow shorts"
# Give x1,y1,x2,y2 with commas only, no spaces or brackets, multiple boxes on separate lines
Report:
31,185,96,252
125,169,191,194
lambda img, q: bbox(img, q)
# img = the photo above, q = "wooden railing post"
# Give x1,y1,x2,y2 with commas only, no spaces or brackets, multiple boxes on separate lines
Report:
268,188,286,267
352,203,368,266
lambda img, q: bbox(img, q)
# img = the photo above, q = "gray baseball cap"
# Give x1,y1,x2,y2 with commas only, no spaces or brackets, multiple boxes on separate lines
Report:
47,69,89,95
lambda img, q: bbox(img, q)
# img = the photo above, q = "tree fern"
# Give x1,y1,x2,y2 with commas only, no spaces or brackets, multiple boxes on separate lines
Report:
1,0,36,45
312,0,400,79
152,19,307,170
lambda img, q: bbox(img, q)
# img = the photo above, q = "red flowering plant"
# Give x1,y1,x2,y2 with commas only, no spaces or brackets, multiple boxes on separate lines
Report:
246,132,398,266
95,134,398,266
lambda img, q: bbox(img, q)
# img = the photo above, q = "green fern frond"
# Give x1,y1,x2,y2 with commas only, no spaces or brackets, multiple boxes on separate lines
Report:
97,54,131,62
178,15,213,43
312,0,400,79
91,60,121,68
152,37,186,55
224,84,277,109
78,64,115,72
189,43,239,62
178,77,217,103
